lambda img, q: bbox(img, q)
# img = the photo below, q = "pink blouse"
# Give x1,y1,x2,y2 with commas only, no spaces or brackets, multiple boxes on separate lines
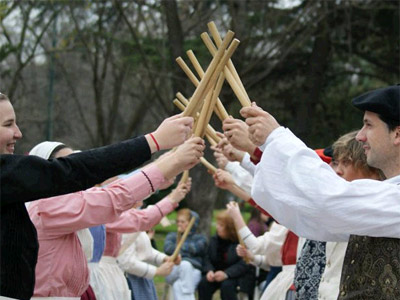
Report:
29,165,166,297
103,198,177,257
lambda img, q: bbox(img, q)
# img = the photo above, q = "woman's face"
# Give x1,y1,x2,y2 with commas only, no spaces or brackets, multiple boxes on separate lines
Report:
0,100,22,154
177,216,189,233
216,221,228,240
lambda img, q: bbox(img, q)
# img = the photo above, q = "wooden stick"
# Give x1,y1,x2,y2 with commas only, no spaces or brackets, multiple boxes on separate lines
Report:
170,216,196,262
208,22,245,90
190,38,240,118
179,170,189,184
206,134,218,146
201,32,251,108
186,50,229,120
182,31,235,117
176,57,199,87
176,54,224,121
173,98,186,112
194,89,214,137
200,157,217,174
200,73,225,137
174,96,221,143
207,21,251,105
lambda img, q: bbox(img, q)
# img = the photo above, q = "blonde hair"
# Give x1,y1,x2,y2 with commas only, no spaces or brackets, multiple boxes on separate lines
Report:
216,210,238,242
177,208,191,221
333,131,384,179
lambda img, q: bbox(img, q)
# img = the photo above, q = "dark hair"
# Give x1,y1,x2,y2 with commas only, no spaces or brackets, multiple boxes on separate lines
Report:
378,114,400,131
0,93,10,102
249,207,262,223
49,145,70,159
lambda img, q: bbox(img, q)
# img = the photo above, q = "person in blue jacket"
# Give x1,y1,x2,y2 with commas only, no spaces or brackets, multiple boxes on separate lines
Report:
164,209,207,300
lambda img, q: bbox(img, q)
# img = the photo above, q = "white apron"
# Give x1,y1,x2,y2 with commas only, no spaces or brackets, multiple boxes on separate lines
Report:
261,264,296,300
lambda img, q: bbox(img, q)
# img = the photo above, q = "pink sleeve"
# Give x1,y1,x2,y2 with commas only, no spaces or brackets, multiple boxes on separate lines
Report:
29,164,166,237
106,196,177,233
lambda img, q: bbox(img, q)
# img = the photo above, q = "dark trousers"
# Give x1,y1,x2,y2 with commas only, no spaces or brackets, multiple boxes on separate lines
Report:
198,277,239,300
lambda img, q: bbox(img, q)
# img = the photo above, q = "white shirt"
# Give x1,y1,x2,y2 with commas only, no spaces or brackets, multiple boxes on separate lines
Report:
117,232,166,279
252,127,400,242
240,152,256,176
225,161,253,194
239,221,287,266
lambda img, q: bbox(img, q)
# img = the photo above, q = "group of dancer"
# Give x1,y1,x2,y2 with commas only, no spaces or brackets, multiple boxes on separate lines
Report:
1,84,399,300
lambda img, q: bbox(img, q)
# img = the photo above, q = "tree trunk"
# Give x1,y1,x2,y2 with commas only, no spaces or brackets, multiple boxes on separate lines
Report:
161,0,188,98
295,4,332,143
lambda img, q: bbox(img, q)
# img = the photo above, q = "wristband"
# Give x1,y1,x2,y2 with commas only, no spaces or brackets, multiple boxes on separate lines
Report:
141,170,155,193
149,133,160,151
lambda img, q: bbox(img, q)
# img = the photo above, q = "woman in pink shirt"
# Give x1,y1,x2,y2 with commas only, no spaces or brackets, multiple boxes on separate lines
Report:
28,139,198,299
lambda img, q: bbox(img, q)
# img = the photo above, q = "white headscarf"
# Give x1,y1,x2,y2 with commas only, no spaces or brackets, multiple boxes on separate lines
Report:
25,141,65,209
29,141,65,160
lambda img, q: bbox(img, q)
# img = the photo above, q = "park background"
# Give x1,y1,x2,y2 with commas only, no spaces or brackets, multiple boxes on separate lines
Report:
1,2,399,292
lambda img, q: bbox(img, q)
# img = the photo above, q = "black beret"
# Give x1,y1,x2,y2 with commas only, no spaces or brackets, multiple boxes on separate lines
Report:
323,146,333,158
352,85,400,122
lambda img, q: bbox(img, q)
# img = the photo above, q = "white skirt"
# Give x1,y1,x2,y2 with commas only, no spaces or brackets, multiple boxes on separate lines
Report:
89,257,131,300
261,264,296,300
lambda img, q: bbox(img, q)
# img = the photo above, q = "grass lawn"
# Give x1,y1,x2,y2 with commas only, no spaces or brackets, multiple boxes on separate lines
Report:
152,207,251,299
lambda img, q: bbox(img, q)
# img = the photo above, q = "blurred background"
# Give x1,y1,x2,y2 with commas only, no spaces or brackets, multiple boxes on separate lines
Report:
1,0,399,235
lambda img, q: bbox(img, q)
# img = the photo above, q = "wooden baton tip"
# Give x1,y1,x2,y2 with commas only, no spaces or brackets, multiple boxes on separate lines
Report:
176,56,200,86
173,99,186,112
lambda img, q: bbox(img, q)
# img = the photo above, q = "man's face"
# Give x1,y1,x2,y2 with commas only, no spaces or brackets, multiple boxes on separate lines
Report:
356,111,398,171
0,100,22,154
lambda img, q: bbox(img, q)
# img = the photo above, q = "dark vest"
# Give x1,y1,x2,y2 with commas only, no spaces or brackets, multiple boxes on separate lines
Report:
338,235,400,300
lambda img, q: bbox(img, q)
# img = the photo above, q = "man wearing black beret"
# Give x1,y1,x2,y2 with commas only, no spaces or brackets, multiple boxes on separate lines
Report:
232,85,400,299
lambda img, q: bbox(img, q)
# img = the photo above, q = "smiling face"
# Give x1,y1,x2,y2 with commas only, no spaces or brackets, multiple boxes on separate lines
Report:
356,111,400,177
0,100,22,154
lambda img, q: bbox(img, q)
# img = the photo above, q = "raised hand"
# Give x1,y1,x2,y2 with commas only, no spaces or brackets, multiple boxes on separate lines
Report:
236,244,254,262
213,169,235,190
240,103,280,146
155,137,205,180
169,178,192,204
149,114,194,151
223,118,256,154
226,201,241,220
211,146,229,169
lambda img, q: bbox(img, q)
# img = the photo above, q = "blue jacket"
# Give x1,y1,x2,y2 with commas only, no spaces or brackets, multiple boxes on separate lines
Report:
164,211,207,270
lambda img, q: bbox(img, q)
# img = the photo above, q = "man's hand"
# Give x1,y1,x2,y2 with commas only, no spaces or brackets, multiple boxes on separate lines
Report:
223,118,256,154
213,169,235,190
240,103,280,146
